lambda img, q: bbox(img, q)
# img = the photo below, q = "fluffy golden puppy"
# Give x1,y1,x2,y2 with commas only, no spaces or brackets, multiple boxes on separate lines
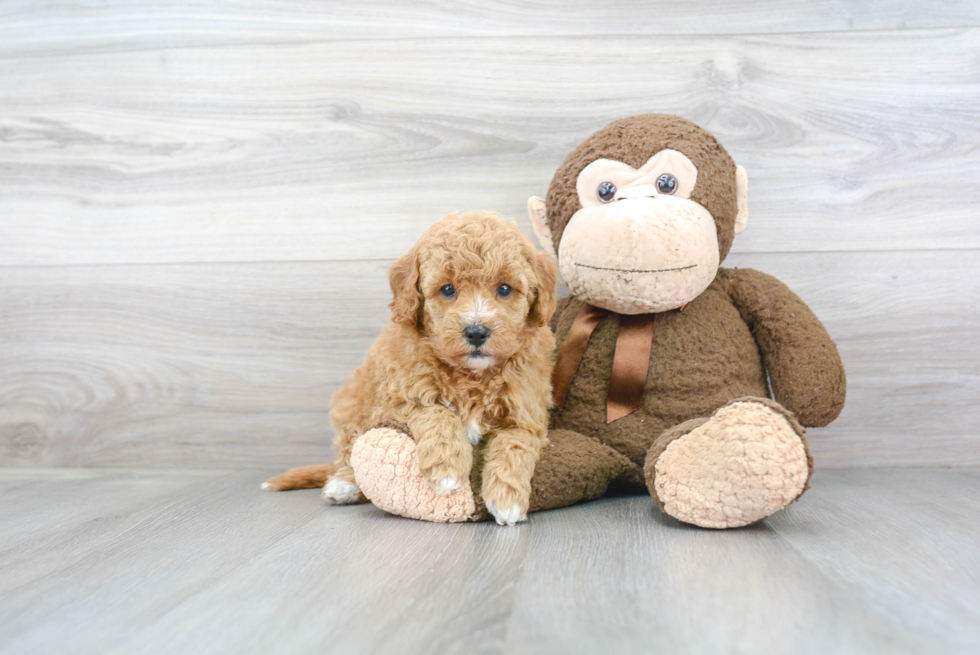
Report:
265,211,558,525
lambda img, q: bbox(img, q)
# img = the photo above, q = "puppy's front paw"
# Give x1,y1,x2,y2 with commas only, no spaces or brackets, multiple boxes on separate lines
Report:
321,478,363,505
416,438,473,492
481,471,530,526
433,476,462,495
485,499,527,526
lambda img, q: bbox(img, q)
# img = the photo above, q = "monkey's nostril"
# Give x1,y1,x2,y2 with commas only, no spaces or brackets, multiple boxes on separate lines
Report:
463,324,491,347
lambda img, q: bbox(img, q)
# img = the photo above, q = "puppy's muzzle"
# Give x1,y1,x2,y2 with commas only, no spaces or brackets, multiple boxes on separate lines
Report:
463,324,491,348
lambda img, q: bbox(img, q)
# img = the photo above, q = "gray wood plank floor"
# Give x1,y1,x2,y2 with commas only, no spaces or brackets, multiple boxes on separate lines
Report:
1,468,977,655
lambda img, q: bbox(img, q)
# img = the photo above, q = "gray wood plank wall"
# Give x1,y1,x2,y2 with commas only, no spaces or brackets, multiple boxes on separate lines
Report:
1,2,978,468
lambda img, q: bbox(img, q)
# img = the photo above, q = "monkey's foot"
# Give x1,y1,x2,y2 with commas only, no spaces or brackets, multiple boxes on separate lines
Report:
350,428,478,523
644,398,812,529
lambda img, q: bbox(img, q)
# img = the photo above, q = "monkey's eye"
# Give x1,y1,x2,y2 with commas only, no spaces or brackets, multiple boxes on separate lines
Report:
496,284,513,298
656,173,678,195
440,284,456,298
597,181,617,203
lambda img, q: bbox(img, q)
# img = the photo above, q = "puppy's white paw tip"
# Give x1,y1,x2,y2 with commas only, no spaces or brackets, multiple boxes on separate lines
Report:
322,478,361,505
486,500,527,526
433,476,462,495
464,421,483,446
261,482,273,491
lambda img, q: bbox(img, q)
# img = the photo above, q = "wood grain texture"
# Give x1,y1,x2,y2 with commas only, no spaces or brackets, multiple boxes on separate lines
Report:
2,29,979,266
504,499,927,655
1,250,977,469
1,468,977,654
0,471,328,652
1,6,978,471
0,468,217,551
112,497,529,655
768,468,980,654
2,1,980,59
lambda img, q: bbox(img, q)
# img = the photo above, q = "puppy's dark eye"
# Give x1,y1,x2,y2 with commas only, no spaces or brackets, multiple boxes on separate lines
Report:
656,173,678,195
497,284,513,298
597,181,617,203
440,284,456,298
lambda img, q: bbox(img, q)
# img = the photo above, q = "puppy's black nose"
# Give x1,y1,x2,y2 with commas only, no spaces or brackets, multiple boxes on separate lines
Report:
463,324,491,347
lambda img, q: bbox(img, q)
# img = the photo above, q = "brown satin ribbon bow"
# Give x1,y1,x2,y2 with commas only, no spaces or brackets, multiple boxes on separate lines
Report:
551,305,658,424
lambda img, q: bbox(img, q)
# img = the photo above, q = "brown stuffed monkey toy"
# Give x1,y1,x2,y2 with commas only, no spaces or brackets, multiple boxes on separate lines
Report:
349,113,846,528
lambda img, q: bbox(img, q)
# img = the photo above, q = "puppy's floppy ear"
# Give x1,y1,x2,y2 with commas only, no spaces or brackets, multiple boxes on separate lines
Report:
528,250,558,328
388,249,423,328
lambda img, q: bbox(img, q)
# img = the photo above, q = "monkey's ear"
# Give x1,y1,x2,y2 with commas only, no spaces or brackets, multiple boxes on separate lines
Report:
528,250,559,328
735,165,749,235
527,196,557,259
388,250,423,328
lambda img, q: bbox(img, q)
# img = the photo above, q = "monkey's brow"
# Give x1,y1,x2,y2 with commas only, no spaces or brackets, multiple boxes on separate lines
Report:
575,263,698,273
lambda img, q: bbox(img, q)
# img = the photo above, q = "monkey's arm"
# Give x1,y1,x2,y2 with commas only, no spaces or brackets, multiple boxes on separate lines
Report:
719,268,846,427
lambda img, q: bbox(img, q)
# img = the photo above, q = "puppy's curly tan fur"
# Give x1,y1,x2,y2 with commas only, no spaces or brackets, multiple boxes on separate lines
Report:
265,212,558,525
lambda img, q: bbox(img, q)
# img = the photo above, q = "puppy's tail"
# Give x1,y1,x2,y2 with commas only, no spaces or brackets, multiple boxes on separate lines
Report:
262,463,338,491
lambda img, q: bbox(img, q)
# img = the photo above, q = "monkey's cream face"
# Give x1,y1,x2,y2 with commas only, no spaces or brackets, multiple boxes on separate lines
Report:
558,149,720,314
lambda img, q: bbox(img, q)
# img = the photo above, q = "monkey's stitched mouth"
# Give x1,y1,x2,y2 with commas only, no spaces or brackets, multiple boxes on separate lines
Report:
575,263,697,274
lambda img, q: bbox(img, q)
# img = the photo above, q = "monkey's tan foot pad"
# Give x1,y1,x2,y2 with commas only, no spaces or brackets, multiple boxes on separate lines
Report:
350,428,478,523
647,401,810,529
